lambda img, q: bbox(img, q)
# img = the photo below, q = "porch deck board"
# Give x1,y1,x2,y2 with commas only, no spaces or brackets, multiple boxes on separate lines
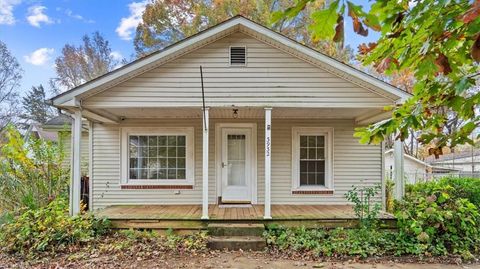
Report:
96,204,394,221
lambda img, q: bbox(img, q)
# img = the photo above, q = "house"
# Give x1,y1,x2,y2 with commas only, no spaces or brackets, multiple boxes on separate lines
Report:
24,123,59,142
425,149,480,178
384,149,431,184
48,16,409,223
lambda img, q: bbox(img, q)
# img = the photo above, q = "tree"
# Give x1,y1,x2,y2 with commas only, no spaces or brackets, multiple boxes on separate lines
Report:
276,0,480,152
53,32,121,90
133,0,354,62
20,85,57,127
0,41,22,133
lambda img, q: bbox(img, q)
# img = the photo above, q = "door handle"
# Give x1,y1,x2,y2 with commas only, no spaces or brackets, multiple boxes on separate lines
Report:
222,162,227,168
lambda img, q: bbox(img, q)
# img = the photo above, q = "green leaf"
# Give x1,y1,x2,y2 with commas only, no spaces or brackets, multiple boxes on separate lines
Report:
309,0,340,41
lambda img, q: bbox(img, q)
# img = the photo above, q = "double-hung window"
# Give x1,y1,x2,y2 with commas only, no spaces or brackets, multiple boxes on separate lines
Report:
121,127,194,186
292,127,333,191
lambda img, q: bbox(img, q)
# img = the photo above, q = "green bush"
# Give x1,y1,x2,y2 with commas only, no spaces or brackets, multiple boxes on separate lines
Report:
0,125,69,211
265,226,398,258
407,177,480,208
0,198,110,257
396,182,480,259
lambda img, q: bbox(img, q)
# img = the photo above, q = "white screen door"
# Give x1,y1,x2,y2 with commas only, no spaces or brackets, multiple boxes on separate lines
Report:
221,128,252,203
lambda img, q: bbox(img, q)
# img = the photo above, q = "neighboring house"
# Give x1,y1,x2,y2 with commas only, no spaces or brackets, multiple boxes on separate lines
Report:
384,149,431,184
48,16,410,219
42,114,90,176
425,149,480,178
24,123,58,142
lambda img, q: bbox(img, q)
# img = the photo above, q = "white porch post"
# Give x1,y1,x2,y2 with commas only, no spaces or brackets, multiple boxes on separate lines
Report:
393,139,405,200
264,108,272,219
201,107,210,220
71,110,82,215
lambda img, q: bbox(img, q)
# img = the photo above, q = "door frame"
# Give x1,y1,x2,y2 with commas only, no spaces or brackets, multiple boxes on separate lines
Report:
215,123,257,204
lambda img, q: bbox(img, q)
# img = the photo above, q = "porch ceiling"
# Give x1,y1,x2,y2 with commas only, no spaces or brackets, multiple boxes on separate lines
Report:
88,107,385,125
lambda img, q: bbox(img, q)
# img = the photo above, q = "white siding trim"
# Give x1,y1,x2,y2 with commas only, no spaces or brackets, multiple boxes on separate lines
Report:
120,127,195,186
291,127,334,191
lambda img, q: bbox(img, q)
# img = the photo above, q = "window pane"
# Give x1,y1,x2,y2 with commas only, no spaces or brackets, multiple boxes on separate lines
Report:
139,169,148,179
316,160,325,172
138,157,147,169
308,136,316,147
177,169,186,179
317,148,325,159
317,136,324,147
308,148,316,159
177,136,186,146
308,173,316,185
148,158,158,169
300,148,307,159
300,160,307,173
300,172,308,185
307,161,316,173
130,168,138,179
177,158,186,169
140,147,148,157
139,136,148,147
148,169,158,179
168,146,176,157
148,136,157,147
167,136,176,146
300,136,307,147
177,146,186,157
316,172,325,185
168,158,176,168
158,169,167,179
129,158,137,169
167,169,176,179
159,158,167,168
158,147,167,158
158,136,167,146
149,147,157,158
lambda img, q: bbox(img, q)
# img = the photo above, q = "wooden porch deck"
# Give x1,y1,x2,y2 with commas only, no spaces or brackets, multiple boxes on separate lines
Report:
96,205,395,230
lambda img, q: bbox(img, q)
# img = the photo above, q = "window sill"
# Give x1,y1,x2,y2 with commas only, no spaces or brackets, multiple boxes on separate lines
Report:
121,185,193,190
291,188,334,195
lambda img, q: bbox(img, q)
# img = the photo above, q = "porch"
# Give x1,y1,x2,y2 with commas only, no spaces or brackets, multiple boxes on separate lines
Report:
96,204,396,230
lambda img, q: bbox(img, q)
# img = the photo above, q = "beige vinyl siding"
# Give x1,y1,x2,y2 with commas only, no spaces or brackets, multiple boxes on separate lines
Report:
84,32,394,109
91,118,381,209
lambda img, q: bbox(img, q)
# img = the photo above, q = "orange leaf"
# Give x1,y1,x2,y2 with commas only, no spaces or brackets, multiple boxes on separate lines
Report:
472,34,480,62
333,15,344,42
435,53,452,74
358,42,377,55
459,0,480,23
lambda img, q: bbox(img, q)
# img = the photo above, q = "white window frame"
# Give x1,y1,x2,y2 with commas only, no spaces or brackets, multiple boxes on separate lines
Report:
120,127,195,186
291,127,334,191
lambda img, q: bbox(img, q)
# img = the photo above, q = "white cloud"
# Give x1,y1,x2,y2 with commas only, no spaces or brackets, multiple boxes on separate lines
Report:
24,48,54,66
116,1,148,40
0,0,21,25
59,8,95,23
110,51,123,61
26,5,53,27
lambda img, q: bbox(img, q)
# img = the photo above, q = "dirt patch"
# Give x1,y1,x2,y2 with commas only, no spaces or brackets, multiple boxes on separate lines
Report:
1,251,479,269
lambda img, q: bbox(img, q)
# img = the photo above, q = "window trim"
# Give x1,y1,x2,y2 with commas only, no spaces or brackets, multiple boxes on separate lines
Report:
291,127,334,191
120,127,195,186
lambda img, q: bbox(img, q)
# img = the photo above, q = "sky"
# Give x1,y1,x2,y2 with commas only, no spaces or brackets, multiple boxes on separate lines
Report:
0,0,379,98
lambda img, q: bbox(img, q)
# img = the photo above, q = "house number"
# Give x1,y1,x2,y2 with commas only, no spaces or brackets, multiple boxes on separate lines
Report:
266,136,271,157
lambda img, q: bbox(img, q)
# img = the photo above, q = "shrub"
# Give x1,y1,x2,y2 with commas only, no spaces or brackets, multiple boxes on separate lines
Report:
0,125,69,211
345,184,382,228
265,226,398,258
396,183,480,259
0,198,110,257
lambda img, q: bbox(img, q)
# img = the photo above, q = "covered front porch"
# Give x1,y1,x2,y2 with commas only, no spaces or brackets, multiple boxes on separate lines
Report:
96,204,395,230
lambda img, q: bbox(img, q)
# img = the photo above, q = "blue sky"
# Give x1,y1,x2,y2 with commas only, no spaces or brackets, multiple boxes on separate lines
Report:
0,0,378,98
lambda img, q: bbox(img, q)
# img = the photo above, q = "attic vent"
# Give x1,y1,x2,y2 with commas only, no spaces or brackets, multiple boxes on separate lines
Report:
230,46,246,66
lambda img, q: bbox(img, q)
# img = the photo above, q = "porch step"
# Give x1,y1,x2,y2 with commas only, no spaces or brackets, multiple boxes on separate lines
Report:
207,236,266,251
207,223,265,236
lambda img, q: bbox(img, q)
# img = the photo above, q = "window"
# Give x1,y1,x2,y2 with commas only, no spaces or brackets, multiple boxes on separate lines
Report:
121,127,194,185
230,46,246,66
292,127,333,190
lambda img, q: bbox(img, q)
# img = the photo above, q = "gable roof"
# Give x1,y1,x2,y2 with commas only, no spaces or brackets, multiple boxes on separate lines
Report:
384,149,431,167
50,15,411,107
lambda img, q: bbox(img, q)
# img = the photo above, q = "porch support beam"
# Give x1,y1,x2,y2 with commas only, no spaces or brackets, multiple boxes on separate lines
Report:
264,108,272,219
71,110,82,215
201,107,210,220
393,138,405,200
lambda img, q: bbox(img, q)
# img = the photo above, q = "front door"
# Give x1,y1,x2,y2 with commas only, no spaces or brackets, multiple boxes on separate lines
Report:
221,128,252,203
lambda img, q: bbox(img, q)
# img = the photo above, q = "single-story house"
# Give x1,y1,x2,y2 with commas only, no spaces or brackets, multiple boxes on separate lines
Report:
425,149,480,178
48,16,410,221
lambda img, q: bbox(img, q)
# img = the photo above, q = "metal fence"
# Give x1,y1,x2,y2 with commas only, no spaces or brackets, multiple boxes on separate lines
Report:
403,172,480,185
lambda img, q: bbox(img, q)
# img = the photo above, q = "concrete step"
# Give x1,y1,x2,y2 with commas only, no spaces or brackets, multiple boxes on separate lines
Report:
207,223,265,236
207,236,266,251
